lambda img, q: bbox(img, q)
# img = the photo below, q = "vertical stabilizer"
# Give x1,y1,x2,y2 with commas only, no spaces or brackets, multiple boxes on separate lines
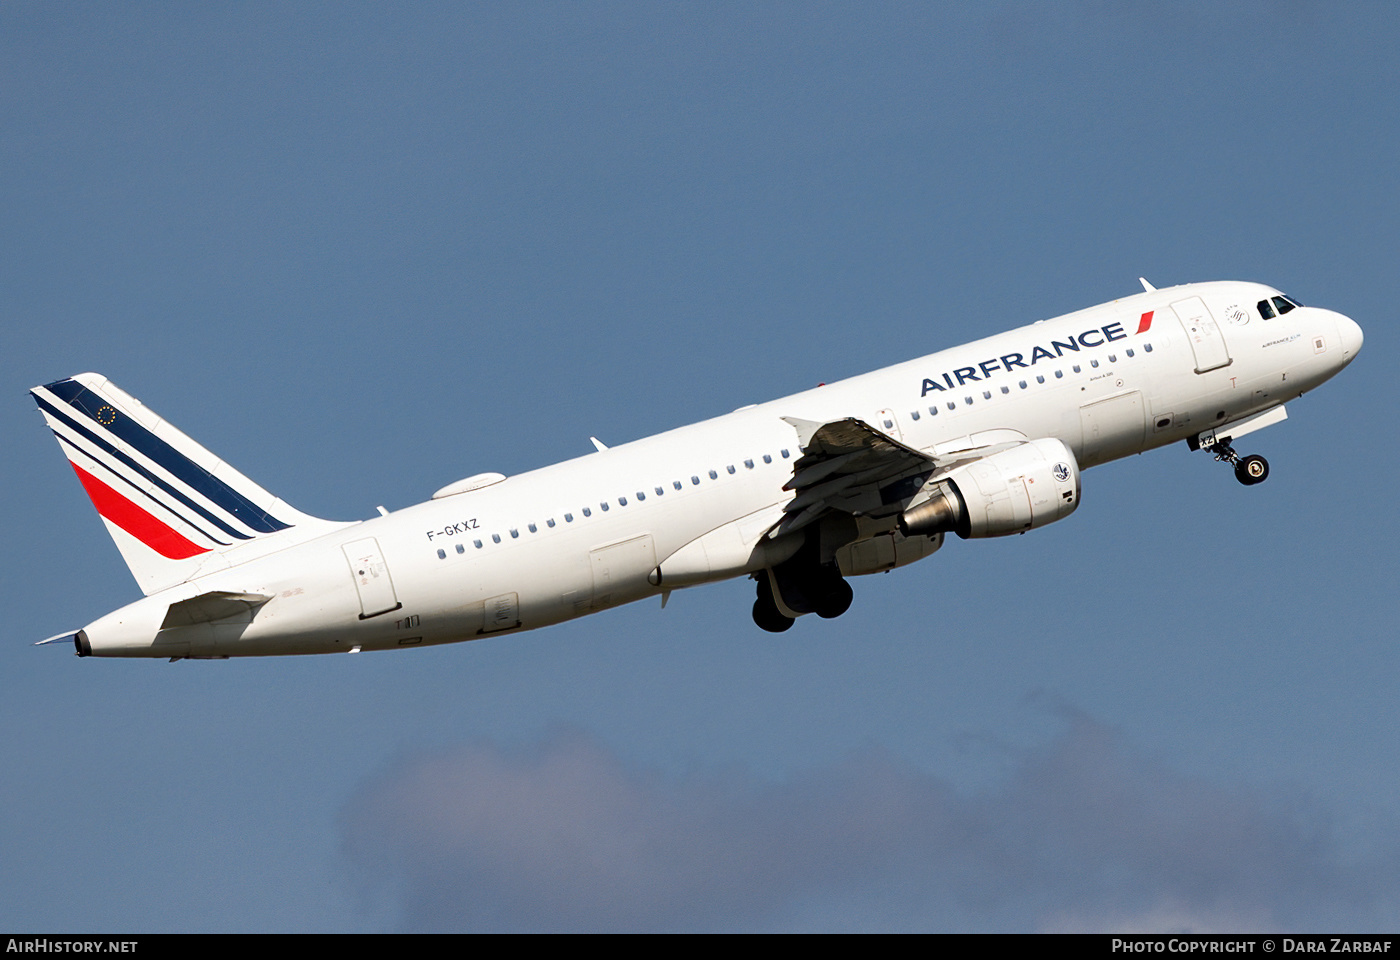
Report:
31,373,347,595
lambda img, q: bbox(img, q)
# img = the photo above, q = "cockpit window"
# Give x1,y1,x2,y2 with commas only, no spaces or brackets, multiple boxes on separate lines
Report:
1258,294,1303,319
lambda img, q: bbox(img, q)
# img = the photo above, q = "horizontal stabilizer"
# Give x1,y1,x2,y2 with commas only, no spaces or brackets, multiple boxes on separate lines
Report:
161,591,272,630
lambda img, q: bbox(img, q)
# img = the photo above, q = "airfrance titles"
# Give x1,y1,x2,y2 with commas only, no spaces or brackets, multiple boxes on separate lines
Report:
921,322,1129,396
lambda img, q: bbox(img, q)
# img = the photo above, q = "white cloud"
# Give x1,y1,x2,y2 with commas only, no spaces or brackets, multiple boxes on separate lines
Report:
340,714,1400,932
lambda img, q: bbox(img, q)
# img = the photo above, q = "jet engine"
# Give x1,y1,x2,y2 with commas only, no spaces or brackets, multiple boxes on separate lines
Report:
898,438,1080,539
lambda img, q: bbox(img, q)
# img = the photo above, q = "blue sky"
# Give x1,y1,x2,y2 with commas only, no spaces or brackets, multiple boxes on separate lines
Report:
3,3,1397,932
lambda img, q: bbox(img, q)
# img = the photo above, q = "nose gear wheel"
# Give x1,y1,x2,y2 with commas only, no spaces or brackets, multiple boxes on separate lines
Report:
1208,439,1270,486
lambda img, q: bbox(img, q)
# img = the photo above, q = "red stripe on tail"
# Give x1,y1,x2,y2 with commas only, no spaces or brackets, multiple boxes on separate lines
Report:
69,463,210,559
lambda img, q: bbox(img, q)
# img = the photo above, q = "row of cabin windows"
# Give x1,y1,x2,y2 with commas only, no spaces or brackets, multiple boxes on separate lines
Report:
905,343,1153,420
434,447,793,558
431,340,1164,556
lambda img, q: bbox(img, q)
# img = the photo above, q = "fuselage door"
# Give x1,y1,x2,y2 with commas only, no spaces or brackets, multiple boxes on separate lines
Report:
1171,296,1232,373
342,537,402,619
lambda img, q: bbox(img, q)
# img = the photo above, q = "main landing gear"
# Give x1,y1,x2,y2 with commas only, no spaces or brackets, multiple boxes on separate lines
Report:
1208,439,1270,486
752,564,854,633
752,588,793,633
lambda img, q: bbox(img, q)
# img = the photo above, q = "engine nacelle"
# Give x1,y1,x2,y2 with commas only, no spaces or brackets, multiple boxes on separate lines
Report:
899,438,1080,539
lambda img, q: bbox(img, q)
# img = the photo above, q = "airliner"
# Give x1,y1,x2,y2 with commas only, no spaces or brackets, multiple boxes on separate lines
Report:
32,279,1362,658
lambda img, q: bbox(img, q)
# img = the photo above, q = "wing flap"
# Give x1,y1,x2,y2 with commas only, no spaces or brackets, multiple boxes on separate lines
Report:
769,417,934,539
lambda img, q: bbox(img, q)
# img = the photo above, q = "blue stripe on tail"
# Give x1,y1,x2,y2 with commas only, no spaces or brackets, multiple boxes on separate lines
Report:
40,378,291,535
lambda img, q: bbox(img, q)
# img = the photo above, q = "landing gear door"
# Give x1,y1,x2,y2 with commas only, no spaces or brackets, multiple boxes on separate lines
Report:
343,537,402,619
1171,296,1232,373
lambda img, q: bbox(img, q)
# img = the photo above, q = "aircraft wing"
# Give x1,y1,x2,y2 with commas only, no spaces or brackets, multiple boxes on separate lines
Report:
771,418,1031,539
772,417,934,538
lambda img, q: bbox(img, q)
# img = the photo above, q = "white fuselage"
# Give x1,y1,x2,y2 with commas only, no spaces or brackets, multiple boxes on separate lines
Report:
78,281,1362,657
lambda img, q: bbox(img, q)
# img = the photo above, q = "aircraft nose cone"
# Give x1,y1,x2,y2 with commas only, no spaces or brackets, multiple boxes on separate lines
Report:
1335,313,1364,359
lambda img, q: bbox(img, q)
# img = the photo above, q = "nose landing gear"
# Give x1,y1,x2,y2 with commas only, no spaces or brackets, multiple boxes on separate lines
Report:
1208,439,1270,486
1234,453,1269,485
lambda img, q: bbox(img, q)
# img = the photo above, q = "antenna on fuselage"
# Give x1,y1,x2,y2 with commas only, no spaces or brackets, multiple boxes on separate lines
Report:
1139,277,1156,292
